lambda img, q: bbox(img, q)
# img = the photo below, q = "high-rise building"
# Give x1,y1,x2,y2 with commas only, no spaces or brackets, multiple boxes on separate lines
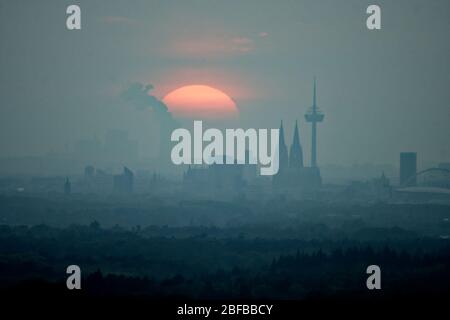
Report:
400,152,417,186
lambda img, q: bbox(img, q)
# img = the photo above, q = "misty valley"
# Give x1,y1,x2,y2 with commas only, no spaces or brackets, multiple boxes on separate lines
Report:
0,192,449,304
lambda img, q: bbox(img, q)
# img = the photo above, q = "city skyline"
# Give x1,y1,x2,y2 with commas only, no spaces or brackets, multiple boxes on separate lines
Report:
1,0,449,169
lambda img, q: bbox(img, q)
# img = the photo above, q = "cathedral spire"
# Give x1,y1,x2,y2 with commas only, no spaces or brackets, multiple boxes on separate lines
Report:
289,120,304,168
278,120,288,172
293,120,300,147
279,120,286,146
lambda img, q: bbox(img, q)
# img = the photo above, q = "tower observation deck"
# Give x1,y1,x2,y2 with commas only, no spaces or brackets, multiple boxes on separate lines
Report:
304,78,324,167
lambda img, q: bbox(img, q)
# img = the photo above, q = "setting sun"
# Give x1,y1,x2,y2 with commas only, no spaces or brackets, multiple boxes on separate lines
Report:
163,85,238,119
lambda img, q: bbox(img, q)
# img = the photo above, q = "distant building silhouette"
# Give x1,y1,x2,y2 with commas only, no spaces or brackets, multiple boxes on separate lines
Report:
278,121,289,173
400,152,417,186
183,155,246,191
289,120,304,168
84,165,95,179
64,177,71,195
371,172,392,199
273,120,321,189
183,165,210,187
273,79,325,190
304,78,324,168
113,166,134,193
96,168,108,177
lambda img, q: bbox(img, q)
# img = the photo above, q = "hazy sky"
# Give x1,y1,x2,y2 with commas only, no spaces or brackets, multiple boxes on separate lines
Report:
1,0,449,167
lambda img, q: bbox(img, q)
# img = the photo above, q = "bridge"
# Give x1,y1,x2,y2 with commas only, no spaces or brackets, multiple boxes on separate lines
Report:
402,167,450,189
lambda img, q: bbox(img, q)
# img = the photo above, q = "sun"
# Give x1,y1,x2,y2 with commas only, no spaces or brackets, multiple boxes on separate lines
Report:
163,85,238,119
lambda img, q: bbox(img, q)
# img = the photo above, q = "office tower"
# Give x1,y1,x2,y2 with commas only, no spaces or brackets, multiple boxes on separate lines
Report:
400,152,417,186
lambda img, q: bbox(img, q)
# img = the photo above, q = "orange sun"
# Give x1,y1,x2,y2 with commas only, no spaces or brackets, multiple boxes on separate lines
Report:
163,85,238,119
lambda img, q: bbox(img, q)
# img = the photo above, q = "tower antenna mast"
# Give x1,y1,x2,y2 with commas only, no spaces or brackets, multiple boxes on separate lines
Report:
304,77,324,167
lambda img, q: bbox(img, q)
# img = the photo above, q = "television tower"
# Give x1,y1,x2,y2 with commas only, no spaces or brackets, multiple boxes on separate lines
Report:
304,78,324,167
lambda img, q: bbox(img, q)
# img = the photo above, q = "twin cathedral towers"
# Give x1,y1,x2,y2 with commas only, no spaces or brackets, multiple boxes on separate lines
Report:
177,79,324,189
274,79,324,188
278,120,303,170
